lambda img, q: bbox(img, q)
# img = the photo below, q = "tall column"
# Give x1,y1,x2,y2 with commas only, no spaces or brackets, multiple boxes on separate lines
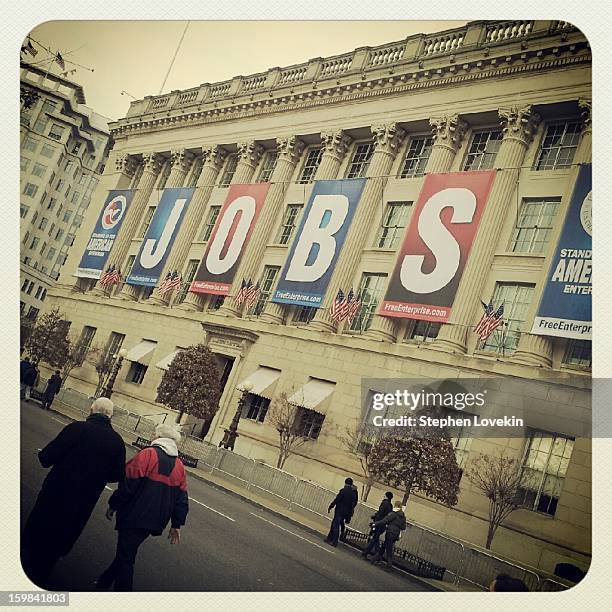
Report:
178,141,263,312
261,129,352,324
427,114,469,173
113,153,164,301
232,140,265,184
143,146,227,309
310,123,406,332
219,135,305,318
166,149,194,188
433,105,540,354
82,153,138,295
513,99,592,367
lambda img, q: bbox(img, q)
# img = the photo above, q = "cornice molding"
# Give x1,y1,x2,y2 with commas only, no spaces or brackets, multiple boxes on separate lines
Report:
111,50,591,142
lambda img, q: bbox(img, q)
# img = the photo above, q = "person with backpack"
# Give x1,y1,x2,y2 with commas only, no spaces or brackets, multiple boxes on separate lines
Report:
95,423,189,591
370,500,407,569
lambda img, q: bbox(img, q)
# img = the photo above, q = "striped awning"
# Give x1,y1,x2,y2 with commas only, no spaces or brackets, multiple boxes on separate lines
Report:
125,340,157,365
288,379,335,414
155,348,184,371
238,367,281,399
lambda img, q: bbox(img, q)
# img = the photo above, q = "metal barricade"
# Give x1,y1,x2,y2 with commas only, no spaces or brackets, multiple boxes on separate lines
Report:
214,448,255,487
292,480,335,517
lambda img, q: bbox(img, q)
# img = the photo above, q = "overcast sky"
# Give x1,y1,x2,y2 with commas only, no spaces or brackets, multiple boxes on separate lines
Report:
27,21,466,122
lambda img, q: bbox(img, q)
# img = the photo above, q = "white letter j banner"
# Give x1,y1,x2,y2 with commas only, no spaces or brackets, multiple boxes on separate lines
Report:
127,187,195,286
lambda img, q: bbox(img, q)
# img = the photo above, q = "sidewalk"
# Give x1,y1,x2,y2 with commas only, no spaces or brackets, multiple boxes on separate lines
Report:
47,395,467,592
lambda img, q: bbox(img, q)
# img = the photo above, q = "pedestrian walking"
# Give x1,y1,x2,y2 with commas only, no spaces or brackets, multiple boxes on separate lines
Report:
41,370,62,410
325,477,358,547
22,359,38,401
20,357,33,399
95,423,189,591
362,491,394,559
371,500,407,569
21,398,126,588
339,479,359,542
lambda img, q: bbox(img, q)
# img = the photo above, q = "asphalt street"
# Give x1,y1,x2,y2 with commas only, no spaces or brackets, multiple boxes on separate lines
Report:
20,401,436,592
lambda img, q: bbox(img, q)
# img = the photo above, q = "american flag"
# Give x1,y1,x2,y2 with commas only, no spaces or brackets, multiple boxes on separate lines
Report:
157,272,172,295
99,266,112,287
474,301,505,341
100,265,121,287
245,282,260,311
329,289,345,323
158,271,181,297
346,291,362,325
339,288,354,322
234,279,249,307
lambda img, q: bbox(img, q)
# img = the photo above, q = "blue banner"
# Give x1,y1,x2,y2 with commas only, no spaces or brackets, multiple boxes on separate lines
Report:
272,179,366,307
75,190,135,279
127,187,195,287
532,164,592,340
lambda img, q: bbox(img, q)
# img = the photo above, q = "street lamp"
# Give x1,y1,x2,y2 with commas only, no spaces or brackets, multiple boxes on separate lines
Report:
102,348,128,399
219,380,253,451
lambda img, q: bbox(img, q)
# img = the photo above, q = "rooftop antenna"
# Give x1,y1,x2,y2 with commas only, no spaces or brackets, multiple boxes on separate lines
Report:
158,21,190,96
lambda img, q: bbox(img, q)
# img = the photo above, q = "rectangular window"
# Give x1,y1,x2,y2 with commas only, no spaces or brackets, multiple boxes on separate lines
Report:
298,147,323,184
42,100,57,113
175,260,199,305
31,211,38,226
46,247,56,261
350,273,388,332
38,217,48,230
138,206,156,239
27,306,39,320
293,305,316,324
208,295,225,311
21,279,29,292
510,198,561,254
276,204,303,245
104,332,126,362
34,286,43,299
20,204,29,219
23,137,38,153
55,228,64,241
71,142,82,155
156,161,171,190
405,320,441,343
296,408,325,440
26,281,35,295
563,339,592,370
448,416,474,470
20,156,31,172
29,236,39,251
219,154,238,187
77,325,97,364
248,266,279,316
48,123,65,141
62,211,72,223
48,223,55,237
516,430,574,516
41,289,47,301
346,142,375,179
46,198,56,211
535,122,582,171
127,362,148,385
481,283,535,354
31,162,47,178
257,151,279,183
33,117,47,133
40,144,55,158
23,183,39,197
22,231,30,246
71,191,80,204
188,159,203,188
40,241,47,255
244,394,271,423
399,137,433,178
463,130,502,170
199,205,221,242
139,286,154,301
375,201,412,249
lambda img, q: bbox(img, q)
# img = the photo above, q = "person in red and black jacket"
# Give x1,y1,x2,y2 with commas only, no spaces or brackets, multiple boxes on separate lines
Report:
95,423,189,591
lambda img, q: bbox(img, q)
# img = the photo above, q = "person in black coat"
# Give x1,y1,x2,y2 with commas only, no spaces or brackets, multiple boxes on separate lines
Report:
22,360,38,401
21,398,126,588
371,501,407,568
362,491,394,559
325,477,359,547
41,370,62,410
20,357,33,399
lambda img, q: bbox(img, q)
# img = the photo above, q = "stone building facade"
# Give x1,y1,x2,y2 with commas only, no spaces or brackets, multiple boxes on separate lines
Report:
19,62,111,319
43,21,591,573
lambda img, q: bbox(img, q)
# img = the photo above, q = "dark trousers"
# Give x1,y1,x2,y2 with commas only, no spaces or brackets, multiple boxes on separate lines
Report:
363,526,385,556
373,534,398,567
326,512,346,545
97,529,150,591
41,394,56,410
21,546,60,588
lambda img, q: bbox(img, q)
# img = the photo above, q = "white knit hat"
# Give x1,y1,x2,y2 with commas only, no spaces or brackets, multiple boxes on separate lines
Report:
154,423,182,444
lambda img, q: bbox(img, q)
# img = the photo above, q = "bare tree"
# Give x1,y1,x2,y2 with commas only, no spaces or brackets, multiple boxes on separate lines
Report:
339,422,380,502
465,451,526,549
85,344,116,398
266,391,313,470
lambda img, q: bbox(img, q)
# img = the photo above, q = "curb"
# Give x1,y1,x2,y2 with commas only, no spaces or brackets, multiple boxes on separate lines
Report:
47,402,447,592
